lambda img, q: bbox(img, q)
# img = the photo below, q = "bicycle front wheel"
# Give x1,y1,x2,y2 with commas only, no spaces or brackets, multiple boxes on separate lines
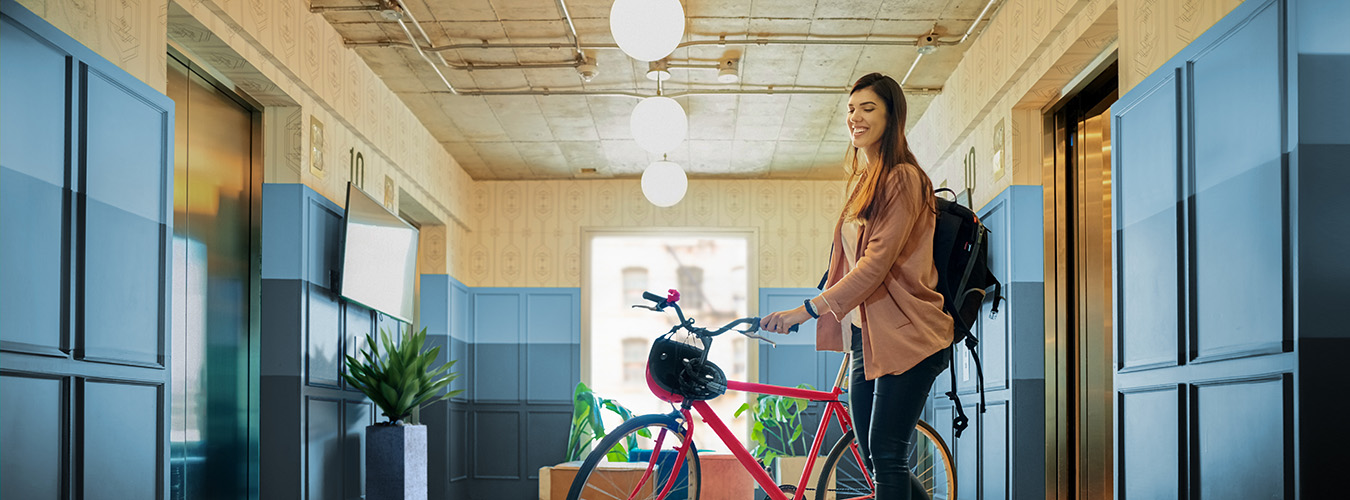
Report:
566,413,701,500
816,421,956,500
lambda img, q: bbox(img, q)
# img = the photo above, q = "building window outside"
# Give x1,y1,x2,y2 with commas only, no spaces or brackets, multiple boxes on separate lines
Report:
622,338,647,385
588,233,751,449
621,267,649,308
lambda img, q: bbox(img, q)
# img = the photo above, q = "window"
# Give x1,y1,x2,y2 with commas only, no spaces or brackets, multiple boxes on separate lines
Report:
622,338,647,385
621,267,649,308
586,231,753,449
676,266,704,310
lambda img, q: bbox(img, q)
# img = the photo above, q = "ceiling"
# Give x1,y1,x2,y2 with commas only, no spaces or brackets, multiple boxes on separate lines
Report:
314,0,1000,180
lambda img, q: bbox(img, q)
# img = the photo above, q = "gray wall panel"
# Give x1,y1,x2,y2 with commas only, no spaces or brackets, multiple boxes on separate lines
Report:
306,398,341,500
1194,377,1288,499
82,68,168,223
0,15,67,183
955,403,979,500
0,373,64,499
83,380,160,500
472,409,521,479
1120,386,1179,499
1009,380,1045,499
307,284,341,388
82,201,163,366
983,402,1008,500
526,343,575,402
525,410,571,479
473,343,520,402
450,404,468,481
1190,2,1284,358
0,168,66,353
1297,54,1350,144
344,401,372,500
1009,283,1045,381
306,200,342,290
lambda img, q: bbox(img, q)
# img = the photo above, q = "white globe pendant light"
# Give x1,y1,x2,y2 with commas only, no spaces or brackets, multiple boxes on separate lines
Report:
610,0,685,62
630,96,687,154
641,161,687,207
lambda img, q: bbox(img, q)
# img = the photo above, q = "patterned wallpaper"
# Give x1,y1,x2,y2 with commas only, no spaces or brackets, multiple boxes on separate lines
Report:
462,179,847,288
15,0,169,93
907,0,1240,213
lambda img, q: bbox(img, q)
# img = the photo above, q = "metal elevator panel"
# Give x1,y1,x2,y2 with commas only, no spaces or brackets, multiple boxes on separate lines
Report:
168,54,255,500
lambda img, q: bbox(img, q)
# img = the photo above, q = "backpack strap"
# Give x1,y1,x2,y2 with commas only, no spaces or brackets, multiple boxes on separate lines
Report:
943,307,987,439
946,353,969,438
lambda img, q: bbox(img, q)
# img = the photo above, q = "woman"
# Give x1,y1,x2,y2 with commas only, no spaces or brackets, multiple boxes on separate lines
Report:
760,73,953,500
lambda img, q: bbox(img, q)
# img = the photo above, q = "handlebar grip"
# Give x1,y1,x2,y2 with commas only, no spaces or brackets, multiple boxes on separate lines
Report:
789,324,800,333
642,291,665,303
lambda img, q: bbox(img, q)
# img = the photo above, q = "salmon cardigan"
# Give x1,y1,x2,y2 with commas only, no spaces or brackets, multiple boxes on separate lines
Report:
816,164,954,379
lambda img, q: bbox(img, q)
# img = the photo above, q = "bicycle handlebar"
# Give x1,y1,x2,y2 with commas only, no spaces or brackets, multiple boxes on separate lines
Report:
634,290,787,345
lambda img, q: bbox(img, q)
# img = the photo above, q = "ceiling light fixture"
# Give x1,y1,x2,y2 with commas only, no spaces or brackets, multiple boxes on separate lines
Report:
717,58,740,83
645,59,672,82
915,32,939,55
630,96,687,154
610,0,685,62
641,160,688,207
378,0,405,21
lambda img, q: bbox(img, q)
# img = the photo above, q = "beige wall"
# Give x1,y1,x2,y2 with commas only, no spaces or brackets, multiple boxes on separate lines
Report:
463,179,846,288
909,0,1242,211
16,0,475,276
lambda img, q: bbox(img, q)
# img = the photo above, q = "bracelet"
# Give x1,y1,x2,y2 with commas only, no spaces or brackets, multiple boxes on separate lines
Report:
804,298,820,319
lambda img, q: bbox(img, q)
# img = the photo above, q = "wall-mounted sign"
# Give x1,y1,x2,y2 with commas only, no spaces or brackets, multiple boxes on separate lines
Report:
383,175,395,210
349,147,365,189
309,116,326,179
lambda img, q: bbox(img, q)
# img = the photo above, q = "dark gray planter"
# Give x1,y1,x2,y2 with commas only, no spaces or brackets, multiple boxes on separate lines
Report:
366,424,427,500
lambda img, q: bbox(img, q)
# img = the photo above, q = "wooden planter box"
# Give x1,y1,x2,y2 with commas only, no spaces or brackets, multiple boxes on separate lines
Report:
540,461,656,500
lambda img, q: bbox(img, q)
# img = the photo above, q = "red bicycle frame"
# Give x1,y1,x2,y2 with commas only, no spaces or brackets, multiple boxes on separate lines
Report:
641,361,874,500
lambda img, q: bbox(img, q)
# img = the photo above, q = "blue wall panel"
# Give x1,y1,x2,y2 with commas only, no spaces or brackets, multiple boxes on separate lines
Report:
0,14,68,183
1120,386,1180,498
306,398,341,500
0,373,64,499
1114,74,1182,370
83,381,161,500
1190,1,1285,359
0,168,66,353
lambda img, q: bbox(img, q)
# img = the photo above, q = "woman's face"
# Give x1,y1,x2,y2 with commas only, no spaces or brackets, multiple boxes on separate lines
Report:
847,87,888,153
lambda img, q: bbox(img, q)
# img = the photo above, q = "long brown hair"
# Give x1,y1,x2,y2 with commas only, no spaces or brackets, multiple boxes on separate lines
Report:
842,73,935,223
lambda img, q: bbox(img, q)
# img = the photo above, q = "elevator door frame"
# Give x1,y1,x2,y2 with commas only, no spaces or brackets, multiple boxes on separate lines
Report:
1044,60,1118,500
166,46,264,500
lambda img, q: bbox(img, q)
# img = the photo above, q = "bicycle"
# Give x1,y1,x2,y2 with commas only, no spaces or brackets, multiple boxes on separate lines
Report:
567,290,956,500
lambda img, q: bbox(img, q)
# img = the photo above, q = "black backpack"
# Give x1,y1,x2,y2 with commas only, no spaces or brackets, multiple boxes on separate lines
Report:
814,188,1004,438
931,188,1003,438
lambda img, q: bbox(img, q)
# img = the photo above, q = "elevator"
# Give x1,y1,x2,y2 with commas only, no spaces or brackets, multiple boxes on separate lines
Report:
166,51,262,499
1045,61,1117,500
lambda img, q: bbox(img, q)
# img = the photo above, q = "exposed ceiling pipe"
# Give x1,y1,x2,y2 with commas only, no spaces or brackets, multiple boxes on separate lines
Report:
393,0,451,68
390,0,457,94
960,0,1002,44
901,53,924,86
421,87,941,98
344,36,961,54
310,5,381,13
553,0,586,61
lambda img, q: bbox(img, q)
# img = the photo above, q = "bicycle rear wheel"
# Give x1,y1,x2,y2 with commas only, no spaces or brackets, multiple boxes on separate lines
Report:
566,414,701,500
816,421,956,500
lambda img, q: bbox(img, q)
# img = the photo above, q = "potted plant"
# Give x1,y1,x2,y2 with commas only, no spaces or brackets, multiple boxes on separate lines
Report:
343,327,462,500
566,381,640,462
735,384,830,499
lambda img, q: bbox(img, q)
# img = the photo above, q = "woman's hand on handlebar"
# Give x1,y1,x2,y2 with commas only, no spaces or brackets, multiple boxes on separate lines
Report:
760,306,811,335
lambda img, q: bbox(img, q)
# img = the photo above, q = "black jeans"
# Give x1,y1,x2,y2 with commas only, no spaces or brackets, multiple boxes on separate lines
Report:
849,325,949,500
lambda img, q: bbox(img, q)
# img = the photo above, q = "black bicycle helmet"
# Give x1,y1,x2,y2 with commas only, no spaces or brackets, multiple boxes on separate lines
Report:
647,335,727,401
